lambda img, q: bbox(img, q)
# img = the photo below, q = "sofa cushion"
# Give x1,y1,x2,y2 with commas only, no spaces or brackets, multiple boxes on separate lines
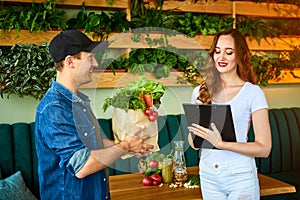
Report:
266,170,300,189
0,108,299,199
266,170,300,199
0,123,39,198
0,171,37,200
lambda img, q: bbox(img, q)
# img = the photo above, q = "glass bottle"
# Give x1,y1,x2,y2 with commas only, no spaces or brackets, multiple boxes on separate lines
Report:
173,140,187,183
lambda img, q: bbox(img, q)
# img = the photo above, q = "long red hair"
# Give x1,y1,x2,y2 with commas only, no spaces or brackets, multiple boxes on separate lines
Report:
198,29,256,103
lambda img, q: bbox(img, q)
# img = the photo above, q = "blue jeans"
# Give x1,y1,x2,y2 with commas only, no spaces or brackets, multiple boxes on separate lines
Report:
199,156,259,200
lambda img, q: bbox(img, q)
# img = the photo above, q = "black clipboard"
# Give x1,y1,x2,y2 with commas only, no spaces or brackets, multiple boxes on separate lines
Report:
182,103,237,149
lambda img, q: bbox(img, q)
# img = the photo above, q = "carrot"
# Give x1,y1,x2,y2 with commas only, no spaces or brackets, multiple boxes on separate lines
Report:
144,93,153,107
140,91,146,106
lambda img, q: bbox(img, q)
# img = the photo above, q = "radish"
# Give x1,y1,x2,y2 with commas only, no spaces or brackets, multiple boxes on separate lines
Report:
142,176,153,186
149,160,158,169
151,174,162,185
144,107,152,116
148,114,157,122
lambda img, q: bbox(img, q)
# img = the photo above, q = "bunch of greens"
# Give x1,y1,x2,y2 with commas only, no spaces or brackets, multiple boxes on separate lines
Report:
102,77,165,112
184,174,200,188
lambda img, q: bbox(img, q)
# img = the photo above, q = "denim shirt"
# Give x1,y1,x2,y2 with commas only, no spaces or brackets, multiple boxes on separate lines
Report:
35,81,110,200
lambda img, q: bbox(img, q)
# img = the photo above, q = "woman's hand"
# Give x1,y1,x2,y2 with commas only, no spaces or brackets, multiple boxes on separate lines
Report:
188,132,200,150
188,123,223,149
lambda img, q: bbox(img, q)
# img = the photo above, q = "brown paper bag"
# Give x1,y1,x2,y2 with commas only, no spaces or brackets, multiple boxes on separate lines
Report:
112,108,160,159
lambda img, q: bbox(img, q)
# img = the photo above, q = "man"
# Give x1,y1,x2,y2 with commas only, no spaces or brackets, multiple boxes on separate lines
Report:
34,30,153,200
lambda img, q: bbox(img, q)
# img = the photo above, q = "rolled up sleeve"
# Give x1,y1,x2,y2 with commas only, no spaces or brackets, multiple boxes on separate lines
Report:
67,147,90,175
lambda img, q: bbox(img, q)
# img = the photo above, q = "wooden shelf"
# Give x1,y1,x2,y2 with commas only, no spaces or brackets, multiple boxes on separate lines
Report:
2,0,131,21
235,1,300,18
4,0,299,18
80,71,198,88
0,30,58,46
0,29,113,46
1,0,299,49
110,33,300,51
148,0,300,18
148,0,233,15
2,0,130,9
269,68,300,84
2,30,299,51
245,36,300,51
1,0,299,88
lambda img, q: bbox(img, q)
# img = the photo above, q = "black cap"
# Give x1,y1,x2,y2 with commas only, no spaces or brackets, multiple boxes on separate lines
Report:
49,30,108,62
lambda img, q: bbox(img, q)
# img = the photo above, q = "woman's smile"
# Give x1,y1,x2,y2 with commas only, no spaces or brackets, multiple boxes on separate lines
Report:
218,62,228,67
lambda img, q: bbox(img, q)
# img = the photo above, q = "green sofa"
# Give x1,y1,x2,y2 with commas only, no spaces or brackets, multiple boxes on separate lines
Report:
0,108,299,199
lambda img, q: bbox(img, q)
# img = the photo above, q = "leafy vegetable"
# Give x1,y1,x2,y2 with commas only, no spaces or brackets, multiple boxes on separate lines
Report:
186,174,200,186
102,77,165,112
184,174,200,188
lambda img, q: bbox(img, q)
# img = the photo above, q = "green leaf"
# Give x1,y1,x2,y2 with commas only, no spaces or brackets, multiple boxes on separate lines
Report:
90,15,100,27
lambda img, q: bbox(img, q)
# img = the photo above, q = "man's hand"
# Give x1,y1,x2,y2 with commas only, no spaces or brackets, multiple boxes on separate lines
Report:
119,125,154,156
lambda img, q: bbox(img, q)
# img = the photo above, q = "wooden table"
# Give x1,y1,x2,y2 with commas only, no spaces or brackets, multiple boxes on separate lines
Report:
109,166,296,200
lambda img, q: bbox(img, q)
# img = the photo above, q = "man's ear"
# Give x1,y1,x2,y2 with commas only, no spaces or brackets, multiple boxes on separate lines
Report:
65,55,74,68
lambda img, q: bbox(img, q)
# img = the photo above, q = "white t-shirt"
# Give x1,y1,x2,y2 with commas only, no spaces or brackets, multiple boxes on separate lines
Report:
190,82,268,162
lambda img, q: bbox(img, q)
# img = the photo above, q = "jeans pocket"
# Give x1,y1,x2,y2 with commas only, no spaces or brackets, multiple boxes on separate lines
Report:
230,163,253,176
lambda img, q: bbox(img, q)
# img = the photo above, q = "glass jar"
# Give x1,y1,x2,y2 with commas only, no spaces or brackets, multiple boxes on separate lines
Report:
162,158,173,183
173,140,187,183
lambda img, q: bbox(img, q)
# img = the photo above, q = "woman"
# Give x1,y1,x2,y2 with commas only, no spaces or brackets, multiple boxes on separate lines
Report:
188,29,272,200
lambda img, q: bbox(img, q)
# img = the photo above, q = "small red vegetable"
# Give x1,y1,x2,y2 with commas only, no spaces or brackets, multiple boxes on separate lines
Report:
144,107,152,116
152,111,158,118
152,180,160,186
148,114,157,122
151,174,162,186
149,160,158,169
142,176,153,186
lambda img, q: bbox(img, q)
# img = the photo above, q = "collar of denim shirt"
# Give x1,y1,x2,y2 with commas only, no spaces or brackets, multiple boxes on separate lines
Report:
51,81,90,103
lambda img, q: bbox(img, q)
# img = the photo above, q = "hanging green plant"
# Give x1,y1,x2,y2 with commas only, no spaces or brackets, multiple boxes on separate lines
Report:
175,49,208,85
251,51,297,87
265,18,300,36
175,13,234,37
130,0,177,47
66,3,88,30
236,17,279,45
108,47,208,81
67,3,131,41
0,0,67,36
128,48,172,78
289,46,300,68
93,53,131,73
0,43,55,100
130,2,177,29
